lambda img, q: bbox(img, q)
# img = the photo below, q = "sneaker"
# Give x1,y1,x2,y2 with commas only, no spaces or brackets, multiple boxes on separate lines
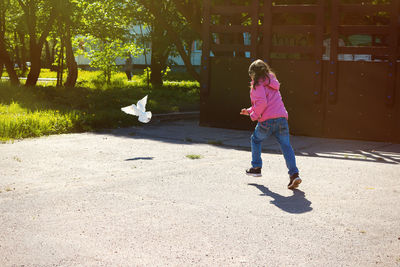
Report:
246,167,262,177
288,173,302,189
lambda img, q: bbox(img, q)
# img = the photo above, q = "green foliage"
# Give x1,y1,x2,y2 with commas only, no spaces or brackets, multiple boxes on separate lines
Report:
71,0,143,84
139,66,174,83
81,37,137,84
77,0,132,40
2,0,203,86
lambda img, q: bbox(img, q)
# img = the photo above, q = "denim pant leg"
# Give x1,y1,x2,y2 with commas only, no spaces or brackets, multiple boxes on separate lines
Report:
251,122,271,168
273,118,299,176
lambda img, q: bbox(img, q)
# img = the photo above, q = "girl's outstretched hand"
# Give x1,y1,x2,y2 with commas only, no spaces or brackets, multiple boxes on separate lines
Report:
240,109,249,116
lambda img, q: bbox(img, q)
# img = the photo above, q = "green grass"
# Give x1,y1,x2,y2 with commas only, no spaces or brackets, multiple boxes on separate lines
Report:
1,68,62,79
0,69,199,141
37,68,59,78
2,68,197,81
186,154,202,159
0,101,88,141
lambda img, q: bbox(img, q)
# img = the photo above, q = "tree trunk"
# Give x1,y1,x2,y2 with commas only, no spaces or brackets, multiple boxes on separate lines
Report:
0,39,20,85
18,32,28,73
44,40,52,68
0,0,19,84
106,68,111,84
25,45,41,86
50,37,57,70
22,2,57,86
14,31,22,69
63,25,77,87
56,36,64,87
150,24,164,86
150,52,163,85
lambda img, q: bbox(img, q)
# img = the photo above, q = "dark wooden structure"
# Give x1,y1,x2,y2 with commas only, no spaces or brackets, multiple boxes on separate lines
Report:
200,0,400,143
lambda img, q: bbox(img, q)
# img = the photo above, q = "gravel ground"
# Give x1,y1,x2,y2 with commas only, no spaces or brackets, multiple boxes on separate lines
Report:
1,120,399,266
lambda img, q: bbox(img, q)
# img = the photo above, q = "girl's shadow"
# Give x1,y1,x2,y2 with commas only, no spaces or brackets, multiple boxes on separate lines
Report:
248,183,313,214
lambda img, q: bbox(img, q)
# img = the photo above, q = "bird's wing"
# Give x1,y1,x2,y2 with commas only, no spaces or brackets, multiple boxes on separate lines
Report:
121,104,140,116
136,95,148,113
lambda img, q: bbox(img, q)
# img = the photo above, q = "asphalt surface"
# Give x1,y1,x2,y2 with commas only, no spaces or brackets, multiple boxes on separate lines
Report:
1,119,399,266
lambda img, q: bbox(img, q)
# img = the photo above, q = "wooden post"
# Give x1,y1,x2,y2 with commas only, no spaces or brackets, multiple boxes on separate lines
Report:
201,0,211,95
386,0,399,106
328,0,339,104
250,0,259,60
262,0,271,62
314,0,324,103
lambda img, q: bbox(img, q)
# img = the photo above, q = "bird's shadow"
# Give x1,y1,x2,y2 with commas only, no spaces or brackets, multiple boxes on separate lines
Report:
248,183,313,214
125,157,154,161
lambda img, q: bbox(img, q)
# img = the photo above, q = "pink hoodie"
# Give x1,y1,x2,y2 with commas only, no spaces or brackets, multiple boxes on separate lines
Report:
246,73,288,122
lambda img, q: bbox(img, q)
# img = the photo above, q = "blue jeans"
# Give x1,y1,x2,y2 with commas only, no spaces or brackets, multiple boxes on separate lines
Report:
251,117,299,176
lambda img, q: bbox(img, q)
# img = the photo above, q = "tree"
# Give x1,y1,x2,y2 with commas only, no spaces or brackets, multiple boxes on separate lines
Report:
139,0,250,82
77,0,142,84
56,0,80,87
82,37,138,84
18,0,57,85
145,1,176,85
13,14,29,75
16,0,57,86
0,0,20,85
137,0,201,82
150,22,168,85
63,23,78,87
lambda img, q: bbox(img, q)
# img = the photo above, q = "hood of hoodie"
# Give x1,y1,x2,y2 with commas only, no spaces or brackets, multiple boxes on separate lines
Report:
250,75,280,91
264,74,280,90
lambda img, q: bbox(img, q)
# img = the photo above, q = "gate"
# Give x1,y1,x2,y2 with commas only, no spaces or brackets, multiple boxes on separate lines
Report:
200,0,400,143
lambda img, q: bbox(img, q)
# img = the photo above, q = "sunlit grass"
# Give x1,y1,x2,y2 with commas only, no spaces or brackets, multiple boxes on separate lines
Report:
1,68,65,79
0,69,199,141
0,102,85,141
2,68,199,86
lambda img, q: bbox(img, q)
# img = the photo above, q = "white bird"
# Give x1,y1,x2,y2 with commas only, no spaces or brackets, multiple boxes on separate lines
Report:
121,95,152,123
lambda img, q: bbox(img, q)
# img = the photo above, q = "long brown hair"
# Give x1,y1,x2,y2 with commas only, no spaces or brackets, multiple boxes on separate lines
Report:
248,59,274,89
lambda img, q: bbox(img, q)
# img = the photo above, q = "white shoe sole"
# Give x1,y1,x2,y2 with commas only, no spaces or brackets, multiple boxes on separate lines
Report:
288,177,302,189
246,173,262,177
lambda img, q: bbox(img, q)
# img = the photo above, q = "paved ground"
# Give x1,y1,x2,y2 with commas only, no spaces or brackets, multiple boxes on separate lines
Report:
1,119,399,266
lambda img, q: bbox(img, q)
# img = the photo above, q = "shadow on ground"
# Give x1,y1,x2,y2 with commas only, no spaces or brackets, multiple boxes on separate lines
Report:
104,120,400,165
125,157,154,161
248,183,313,214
